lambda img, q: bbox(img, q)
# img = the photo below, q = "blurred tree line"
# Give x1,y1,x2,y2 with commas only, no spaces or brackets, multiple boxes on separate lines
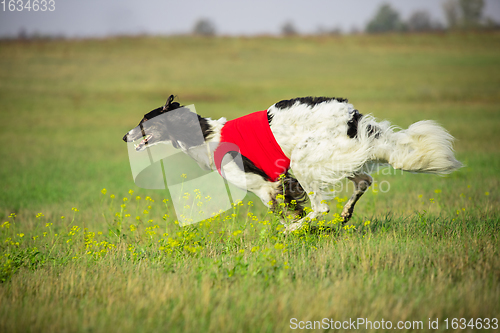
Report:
365,0,497,33
192,0,498,37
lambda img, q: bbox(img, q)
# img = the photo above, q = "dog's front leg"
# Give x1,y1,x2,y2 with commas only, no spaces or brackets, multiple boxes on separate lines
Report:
283,171,329,234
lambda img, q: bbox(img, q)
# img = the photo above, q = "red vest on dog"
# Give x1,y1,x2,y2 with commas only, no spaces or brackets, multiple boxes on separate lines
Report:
214,111,290,181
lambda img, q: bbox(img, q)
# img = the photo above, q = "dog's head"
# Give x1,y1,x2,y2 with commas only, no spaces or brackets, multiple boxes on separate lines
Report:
123,95,205,151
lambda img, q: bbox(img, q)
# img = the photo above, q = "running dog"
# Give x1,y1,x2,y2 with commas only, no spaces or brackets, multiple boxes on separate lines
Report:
123,95,462,232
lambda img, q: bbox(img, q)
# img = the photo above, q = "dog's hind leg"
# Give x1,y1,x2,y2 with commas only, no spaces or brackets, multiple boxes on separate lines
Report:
341,173,372,223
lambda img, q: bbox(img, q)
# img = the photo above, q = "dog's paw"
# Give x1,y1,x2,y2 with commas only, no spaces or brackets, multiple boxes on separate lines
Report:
283,221,304,235
341,209,353,224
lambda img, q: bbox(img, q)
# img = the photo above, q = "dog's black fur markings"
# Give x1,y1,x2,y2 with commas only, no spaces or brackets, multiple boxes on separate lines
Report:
346,108,381,139
274,96,348,110
198,116,214,140
227,151,269,180
267,110,274,125
347,109,363,139
366,124,380,138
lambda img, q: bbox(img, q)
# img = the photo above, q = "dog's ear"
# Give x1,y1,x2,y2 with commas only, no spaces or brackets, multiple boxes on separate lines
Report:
163,95,176,111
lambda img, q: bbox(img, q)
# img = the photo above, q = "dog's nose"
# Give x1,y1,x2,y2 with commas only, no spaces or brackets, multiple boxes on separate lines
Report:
122,133,129,142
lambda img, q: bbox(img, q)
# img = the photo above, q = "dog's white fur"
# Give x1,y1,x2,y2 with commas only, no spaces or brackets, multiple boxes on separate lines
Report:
199,98,461,232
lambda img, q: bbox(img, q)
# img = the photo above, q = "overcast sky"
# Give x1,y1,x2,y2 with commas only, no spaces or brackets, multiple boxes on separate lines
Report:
1,0,499,37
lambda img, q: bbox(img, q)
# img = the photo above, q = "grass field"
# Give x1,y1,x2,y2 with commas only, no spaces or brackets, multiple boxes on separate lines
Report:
0,33,499,332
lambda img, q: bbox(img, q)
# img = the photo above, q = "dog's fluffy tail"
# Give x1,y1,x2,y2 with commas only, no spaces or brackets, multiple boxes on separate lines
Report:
359,117,462,174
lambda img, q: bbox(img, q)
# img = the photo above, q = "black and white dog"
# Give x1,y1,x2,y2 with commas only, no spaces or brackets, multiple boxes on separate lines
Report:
123,95,462,232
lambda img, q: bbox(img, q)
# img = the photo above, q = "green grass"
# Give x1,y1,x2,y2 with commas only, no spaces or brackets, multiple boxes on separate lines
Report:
0,33,499,332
